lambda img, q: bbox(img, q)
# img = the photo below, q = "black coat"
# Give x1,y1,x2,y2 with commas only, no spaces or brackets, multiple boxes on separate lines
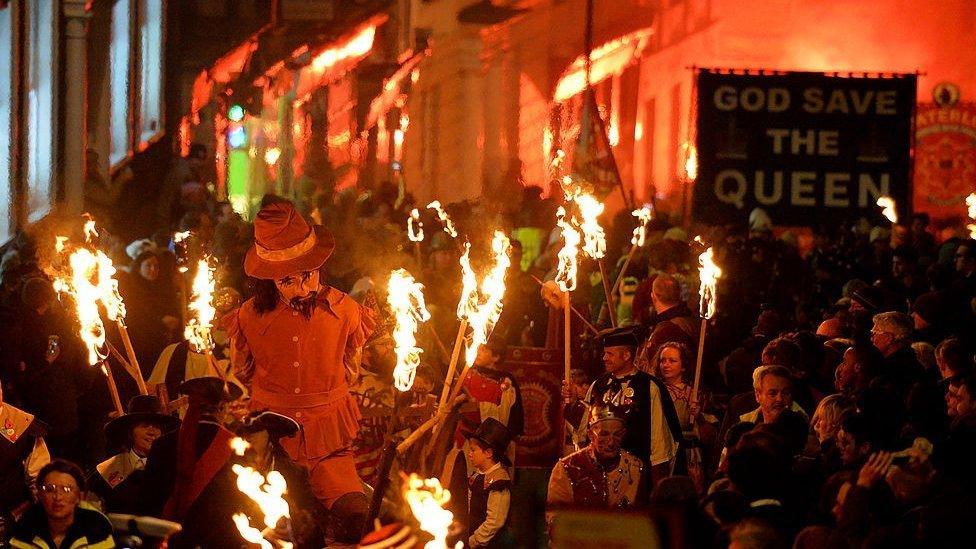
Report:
141,421,244,549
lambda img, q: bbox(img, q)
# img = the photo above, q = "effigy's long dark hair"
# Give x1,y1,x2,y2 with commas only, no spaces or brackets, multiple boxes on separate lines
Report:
252,279,279,314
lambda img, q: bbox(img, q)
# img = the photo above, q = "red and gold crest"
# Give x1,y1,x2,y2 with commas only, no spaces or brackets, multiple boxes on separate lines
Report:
914,101,976,221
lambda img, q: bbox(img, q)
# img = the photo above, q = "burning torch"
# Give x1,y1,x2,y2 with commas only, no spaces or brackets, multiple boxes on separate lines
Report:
555,207,581,384
184,258,226,381
366,269,433,526
692,237,722,406
610,204,654,305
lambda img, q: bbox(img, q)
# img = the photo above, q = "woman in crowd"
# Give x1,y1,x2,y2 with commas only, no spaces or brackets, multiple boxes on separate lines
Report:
811,394,855,471
651,341,713,490
10,459,115,548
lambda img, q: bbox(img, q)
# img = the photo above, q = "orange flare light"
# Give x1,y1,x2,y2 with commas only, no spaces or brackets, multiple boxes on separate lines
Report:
966,193,976,239
682,142,698,182
387,269,432,392
553,28,653,102
310,25,376,73
877,196,898,224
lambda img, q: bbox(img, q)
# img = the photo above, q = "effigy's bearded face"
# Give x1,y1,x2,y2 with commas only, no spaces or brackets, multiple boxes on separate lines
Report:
275,269,320,316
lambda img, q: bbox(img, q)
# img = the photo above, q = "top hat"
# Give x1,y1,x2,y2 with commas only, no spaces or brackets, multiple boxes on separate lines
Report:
243,201,336,280
104,395,181,450
236,410,300,441
468,417,512,456
177,376,244,403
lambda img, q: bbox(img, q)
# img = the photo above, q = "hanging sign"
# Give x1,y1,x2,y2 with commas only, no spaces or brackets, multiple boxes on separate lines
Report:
693,70,916,226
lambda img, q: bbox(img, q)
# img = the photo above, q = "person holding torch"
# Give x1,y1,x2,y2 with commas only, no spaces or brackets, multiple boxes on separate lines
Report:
226,201,375,544
562,327,684,484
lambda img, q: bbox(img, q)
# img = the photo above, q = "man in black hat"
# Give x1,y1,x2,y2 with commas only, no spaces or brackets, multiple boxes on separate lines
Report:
140,376,243,548
564,326,683,483
88,395,179,514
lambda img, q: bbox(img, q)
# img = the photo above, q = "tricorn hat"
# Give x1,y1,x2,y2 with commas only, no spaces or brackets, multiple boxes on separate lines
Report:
468,417,512,456
177,376,244,403
236,410,300,441
243,201,336,280
104,395,181,450
598,326,640,349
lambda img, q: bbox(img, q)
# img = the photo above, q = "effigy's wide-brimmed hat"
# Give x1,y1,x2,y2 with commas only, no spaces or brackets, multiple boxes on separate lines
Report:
244,201,335,280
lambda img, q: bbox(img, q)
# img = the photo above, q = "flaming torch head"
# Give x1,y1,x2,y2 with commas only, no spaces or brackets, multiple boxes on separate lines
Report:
52,218,128,365
695,237,722,320
456,242,479,321
576,193,606,259
555,207,580,293
407,208,425,242
426,200,458,238
404,474,461,549
387,269,432,392
462,231,510,367
877,196,898,224
232,462,291,545
630,204,653,247
184,259,217,353
60,249,107,365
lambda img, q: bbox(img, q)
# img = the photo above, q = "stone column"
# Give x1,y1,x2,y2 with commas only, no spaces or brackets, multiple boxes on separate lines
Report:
62,0,91,215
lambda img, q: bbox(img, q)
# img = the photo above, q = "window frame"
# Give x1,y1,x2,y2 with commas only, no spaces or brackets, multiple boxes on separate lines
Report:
136,0,165,148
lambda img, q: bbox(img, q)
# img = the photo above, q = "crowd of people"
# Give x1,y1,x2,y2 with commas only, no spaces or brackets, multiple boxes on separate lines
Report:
1,157,976,548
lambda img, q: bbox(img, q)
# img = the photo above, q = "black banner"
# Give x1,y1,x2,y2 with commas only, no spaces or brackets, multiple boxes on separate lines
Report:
693,71,916,226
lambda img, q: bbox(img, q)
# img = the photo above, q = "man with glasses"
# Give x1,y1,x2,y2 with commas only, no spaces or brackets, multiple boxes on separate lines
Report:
227,201,375,543
0,383,50,541
870,311,925,401
546,403,645,529
10,459,114,549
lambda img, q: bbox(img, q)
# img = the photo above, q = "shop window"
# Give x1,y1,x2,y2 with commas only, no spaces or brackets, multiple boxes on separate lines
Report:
138,0,163,145
110,0,131,164
0,6,11,241
26,0,54,223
